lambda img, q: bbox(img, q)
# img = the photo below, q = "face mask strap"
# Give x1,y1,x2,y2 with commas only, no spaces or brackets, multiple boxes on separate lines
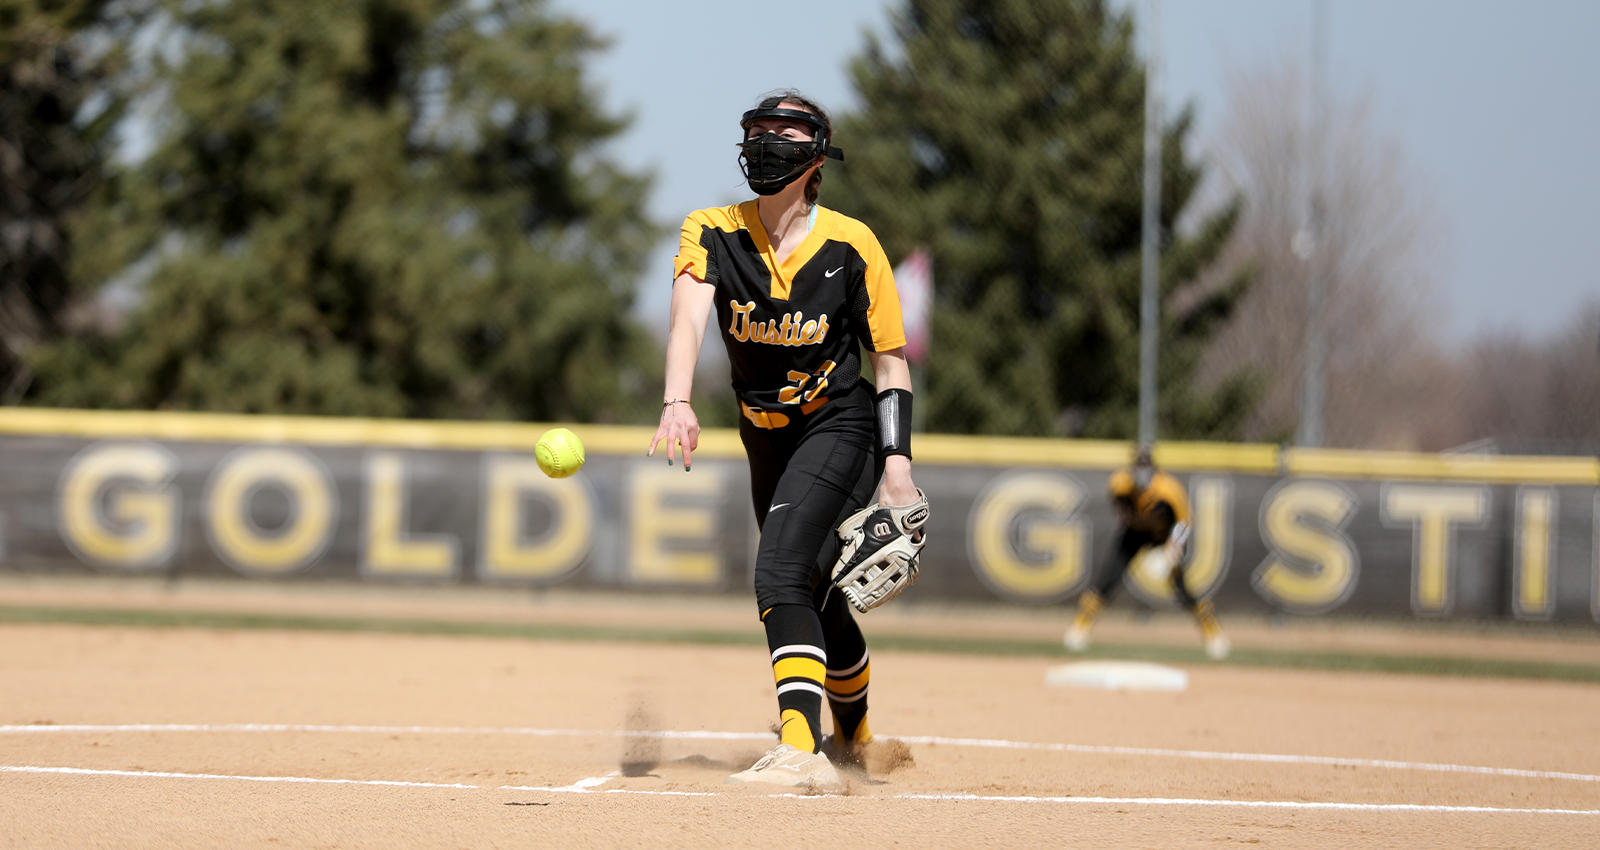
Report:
740,106,823,134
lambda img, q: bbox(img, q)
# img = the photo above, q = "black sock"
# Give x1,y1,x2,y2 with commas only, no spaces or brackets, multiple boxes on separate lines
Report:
819,587,871,742
761,603,826,753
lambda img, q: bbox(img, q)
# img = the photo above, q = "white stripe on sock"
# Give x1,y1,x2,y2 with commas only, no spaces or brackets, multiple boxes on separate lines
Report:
776,681,825,698
827,650,869,678
770,644,827,663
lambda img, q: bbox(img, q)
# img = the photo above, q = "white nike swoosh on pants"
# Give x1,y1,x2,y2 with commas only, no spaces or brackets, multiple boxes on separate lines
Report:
769,503,791,512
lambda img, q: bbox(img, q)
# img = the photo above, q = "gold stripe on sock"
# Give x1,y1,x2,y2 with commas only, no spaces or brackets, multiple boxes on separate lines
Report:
1197,600,1222,638
831,714,874,745
853,717,873,744
780,708,815,753
1073,592,1103,629
825,663,871,695
774,656,826,685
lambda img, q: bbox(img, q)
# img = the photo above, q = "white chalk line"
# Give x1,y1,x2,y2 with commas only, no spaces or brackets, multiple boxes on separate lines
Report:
3,723,1595,785
894,793,1600,816
559,771,620,792
895,734,1600,785
3,765,1596,816
1,764,480,789
0,723,771,742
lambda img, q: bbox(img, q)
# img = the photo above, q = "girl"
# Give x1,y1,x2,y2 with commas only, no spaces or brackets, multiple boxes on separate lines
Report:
647,89,922,791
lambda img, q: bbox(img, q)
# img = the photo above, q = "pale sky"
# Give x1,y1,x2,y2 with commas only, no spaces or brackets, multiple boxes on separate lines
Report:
555,0,1600,346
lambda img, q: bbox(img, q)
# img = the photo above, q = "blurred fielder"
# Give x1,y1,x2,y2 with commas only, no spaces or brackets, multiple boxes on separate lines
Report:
1065,446,1229,659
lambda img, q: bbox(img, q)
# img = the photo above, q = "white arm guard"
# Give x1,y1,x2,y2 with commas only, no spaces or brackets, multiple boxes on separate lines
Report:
831,490,929,613
1165,521,1191,566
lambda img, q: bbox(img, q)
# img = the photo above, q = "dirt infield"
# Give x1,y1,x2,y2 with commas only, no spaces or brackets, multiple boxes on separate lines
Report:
3,577,1600,849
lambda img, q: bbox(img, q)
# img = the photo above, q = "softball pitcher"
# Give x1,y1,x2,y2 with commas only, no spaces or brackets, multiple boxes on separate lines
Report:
647,89,926,792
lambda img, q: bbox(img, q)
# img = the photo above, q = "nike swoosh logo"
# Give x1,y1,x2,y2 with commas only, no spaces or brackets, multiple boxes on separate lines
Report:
769,503,791,512
824,267,843,278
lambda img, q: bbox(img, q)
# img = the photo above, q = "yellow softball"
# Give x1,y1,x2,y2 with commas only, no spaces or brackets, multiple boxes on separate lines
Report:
535,428,585,479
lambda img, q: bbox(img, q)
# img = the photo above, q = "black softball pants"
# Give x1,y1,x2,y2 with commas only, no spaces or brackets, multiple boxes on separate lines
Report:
1093,527,1203,611
741,381,883,613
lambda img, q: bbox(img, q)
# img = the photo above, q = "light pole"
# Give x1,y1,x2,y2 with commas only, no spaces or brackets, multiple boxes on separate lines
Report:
1296,0,1329,448
1137,0,1162,449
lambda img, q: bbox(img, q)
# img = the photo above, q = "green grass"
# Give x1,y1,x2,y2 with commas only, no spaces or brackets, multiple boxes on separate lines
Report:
4,603,1599,684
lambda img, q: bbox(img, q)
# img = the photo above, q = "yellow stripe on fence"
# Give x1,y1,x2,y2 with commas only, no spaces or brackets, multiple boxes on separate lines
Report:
1285,448,1600,485
0,407,743,459
0,408,1592,482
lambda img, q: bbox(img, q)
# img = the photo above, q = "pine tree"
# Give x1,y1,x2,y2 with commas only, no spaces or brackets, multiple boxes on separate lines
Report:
0,0,119,402
829,0,1256,439
31,0,660,422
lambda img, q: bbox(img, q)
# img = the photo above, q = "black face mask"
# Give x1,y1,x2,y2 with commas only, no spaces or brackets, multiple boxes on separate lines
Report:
738,133,826,195
736,106,844,196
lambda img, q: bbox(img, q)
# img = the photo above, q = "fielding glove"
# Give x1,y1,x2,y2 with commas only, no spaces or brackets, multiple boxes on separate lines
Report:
831,490,929,613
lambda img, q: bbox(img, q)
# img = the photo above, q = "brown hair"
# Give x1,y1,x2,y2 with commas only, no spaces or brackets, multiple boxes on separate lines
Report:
754,88,832,206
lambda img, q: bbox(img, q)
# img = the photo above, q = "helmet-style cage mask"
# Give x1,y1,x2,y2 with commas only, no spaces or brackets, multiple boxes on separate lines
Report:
737,106,844,196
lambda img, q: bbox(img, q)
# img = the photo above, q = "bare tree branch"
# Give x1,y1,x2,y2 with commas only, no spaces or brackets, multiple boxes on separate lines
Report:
1193,51,1453,449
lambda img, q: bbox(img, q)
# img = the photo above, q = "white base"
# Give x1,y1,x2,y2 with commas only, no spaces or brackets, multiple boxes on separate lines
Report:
1045,661,1189,693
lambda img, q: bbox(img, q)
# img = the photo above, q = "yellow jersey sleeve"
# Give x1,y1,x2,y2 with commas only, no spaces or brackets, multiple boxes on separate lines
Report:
674,206,744,283
825,212,906,352
1109,468,1191,526
673,211,711,282
862,230,907,351
1144,472,1191,525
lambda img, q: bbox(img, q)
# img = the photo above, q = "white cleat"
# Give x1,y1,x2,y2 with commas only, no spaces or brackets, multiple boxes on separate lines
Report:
1205,633,1231,660
726,744,845,793
1064,624,1090,652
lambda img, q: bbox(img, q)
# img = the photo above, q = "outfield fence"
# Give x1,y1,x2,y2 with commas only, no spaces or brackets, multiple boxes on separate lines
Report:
1,408,1597,623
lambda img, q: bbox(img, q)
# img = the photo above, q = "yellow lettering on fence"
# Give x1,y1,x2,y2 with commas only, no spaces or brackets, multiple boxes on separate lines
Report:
362,451,458,578
1253,480,1359,614
969,472,1088,602
206,447,336,575
58,443,180,570
627,463,723,585
1515,487,1555,620
1381,484,1488,615
1593,493,1600,624
479,455,593,581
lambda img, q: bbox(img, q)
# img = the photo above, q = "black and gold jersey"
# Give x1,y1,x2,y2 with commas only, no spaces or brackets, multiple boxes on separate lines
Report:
1108,467,1190,535
674,201,906,412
